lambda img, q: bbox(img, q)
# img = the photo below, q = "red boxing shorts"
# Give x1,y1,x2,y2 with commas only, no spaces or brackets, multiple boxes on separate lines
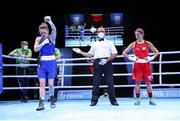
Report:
132,62,153,82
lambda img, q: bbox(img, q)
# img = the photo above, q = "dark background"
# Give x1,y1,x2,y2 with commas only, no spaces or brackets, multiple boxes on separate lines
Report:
1,0,180,52
0,0,180,100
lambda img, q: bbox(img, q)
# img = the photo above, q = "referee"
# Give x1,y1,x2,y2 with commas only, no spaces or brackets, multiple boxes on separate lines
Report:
73,27,119,106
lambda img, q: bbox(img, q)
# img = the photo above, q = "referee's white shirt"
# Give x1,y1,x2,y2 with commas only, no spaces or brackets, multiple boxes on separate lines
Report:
88,39,118,59
90,27,97,33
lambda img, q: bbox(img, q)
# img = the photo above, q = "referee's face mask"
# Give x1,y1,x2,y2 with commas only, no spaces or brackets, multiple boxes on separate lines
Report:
97,27,106,40
98,32,105,39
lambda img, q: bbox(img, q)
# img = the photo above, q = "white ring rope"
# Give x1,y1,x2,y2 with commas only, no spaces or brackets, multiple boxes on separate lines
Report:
3,84,180,90
2,55,37,61
2,60,180,67
3,51,180,62
3,72,180,78
1,53,153,62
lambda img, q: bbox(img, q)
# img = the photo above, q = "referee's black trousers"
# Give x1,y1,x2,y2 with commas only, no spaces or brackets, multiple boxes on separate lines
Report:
91,59,117,103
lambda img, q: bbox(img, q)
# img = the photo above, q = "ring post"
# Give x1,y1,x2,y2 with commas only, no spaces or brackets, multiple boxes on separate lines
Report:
0,43,3,94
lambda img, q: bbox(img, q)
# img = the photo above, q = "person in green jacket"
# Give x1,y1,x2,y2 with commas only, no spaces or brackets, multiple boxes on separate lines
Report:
8,41,32,102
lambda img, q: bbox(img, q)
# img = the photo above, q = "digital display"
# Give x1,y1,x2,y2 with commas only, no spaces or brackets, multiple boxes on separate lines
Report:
65,13,124,47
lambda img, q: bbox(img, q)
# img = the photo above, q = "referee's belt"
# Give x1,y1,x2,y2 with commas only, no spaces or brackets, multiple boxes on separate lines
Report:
94,57,108,60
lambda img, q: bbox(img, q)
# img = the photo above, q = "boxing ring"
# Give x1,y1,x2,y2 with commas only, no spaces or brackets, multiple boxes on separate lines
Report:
1,47,180,120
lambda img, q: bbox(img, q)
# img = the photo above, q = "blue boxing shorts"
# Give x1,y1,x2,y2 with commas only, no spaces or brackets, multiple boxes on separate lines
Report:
80,30,84,36
37,60,57,79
